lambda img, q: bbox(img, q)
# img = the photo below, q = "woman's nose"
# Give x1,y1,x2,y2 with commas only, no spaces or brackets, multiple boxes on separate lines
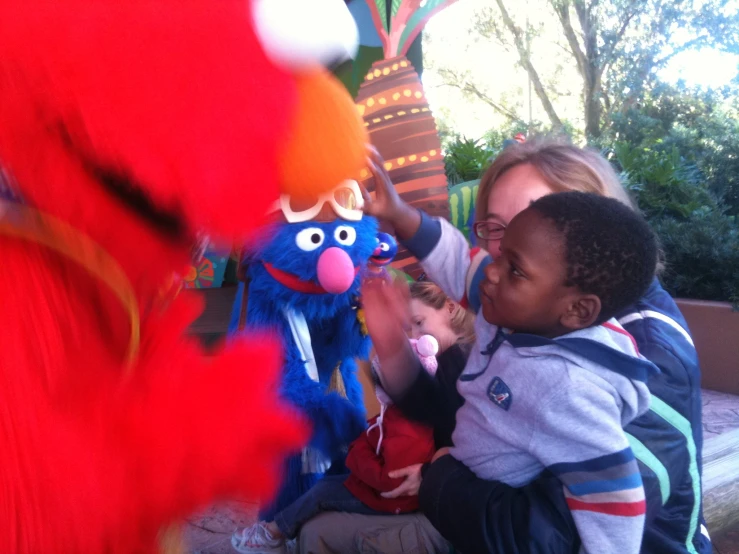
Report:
486,239,502,259
484,262,500,284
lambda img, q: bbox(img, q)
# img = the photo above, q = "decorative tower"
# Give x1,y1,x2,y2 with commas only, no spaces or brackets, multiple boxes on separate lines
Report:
355,0,458,278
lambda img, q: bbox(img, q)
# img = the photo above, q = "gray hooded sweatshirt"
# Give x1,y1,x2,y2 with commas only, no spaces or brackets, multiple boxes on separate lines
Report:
408,216,657,554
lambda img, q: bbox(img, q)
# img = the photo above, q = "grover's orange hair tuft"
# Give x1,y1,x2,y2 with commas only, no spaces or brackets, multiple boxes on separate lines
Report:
279,71,369,201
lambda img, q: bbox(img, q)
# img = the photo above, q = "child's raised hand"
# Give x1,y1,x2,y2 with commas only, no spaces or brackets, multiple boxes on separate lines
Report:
361,147,421,240
361,275,411,353
361,275,419,395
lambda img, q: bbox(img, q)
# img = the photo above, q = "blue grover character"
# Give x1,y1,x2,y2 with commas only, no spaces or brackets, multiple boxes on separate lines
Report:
229,180,377,519
365,231,398,280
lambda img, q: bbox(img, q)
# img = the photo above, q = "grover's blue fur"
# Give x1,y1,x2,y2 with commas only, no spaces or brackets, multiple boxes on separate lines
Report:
229,216,377,518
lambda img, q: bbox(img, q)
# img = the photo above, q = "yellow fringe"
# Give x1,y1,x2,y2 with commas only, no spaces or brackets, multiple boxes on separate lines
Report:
0,199,140,370
158,524,186,554
356,307,369,336
329,364,347,398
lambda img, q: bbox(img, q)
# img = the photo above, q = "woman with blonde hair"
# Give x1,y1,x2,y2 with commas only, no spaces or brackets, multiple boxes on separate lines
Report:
473,139,633,257
297,138,708,554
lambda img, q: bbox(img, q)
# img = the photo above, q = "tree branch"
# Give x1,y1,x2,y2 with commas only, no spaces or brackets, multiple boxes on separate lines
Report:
654,36,710,67
494,0,563,128
598,0,641,79
551,0,589,82
437,78,523,123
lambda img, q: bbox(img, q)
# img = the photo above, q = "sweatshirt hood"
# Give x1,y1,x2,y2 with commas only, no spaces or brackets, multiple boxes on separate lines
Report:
503,319,658,424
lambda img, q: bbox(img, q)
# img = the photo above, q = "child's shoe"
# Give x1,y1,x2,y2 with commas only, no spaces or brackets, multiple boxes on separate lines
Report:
231,522,286,554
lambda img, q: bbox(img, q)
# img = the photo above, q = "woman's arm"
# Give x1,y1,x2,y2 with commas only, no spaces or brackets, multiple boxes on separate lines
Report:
419,455,581,554
363,151,491,307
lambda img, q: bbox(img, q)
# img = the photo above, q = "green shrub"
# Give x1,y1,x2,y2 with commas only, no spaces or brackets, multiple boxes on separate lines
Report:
606,85,739,216
444,136,495,187
613,142,739,305
651,212,739,308
612,141,718,219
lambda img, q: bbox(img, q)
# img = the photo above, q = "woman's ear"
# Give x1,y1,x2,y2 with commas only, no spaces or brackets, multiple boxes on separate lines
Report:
560,294,601,331
446,300,456,314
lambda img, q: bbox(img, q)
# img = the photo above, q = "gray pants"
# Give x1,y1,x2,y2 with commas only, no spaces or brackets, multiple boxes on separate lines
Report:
297,511,451,554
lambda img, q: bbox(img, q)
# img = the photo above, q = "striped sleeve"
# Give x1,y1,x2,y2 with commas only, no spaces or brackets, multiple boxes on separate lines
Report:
402,215,492,311
531,381,646,554
551,448,646,517
462,247,491,313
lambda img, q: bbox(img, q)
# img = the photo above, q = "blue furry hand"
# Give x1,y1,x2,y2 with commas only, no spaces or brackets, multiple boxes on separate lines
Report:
310,393,367,459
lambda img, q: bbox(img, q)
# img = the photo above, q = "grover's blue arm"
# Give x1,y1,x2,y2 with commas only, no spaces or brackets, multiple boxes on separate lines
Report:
278,325,367,459
230,282,367,459
309,300,371,363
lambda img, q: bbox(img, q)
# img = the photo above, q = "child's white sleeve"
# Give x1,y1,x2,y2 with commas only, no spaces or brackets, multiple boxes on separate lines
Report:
530,381,646,554
401,212,492,311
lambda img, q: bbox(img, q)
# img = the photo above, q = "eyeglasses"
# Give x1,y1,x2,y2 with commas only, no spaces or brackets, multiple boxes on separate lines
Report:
473,221,506,241
271,179,364,223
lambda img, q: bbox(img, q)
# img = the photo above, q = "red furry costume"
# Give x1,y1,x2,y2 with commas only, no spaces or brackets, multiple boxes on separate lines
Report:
0,1,368,552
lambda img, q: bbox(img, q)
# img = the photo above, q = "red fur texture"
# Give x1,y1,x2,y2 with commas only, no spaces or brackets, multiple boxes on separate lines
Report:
0,1,378,551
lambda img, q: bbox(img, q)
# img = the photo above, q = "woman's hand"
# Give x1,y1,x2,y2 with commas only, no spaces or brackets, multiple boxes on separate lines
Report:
381,447,452,499
361,147,421,240
381,464,423,498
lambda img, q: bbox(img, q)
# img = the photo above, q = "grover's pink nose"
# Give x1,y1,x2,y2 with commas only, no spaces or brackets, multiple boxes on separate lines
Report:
317,247,356,294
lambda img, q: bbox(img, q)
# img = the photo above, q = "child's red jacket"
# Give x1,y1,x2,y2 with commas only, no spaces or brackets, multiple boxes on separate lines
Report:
344,405,435,514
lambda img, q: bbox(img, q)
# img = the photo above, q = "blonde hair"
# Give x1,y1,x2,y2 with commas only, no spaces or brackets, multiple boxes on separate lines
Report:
409,281,476,347
475,137,634,224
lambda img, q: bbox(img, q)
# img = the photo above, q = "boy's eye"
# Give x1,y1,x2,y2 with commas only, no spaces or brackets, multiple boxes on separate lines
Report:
510,264,524,278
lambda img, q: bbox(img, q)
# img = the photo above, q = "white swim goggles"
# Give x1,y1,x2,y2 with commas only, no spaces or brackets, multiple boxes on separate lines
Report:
270,179,365,223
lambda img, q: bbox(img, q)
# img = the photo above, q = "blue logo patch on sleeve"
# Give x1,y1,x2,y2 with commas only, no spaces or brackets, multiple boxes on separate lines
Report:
487,377,512,411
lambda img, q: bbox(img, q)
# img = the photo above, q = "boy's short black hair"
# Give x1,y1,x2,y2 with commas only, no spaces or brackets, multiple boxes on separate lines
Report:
529,191,658,323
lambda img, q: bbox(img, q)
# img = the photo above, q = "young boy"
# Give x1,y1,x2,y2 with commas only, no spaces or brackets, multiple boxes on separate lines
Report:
363,191,659,554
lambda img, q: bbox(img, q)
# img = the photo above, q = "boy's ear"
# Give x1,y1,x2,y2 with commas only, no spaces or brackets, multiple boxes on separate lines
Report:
560,294,601,331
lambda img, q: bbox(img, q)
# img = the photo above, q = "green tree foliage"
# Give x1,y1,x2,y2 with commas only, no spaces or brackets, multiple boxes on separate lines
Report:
435,0,739,140
434,0,739,303
605,84,739,215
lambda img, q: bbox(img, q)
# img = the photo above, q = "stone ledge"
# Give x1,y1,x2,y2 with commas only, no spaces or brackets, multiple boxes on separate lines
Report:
704,427,739,537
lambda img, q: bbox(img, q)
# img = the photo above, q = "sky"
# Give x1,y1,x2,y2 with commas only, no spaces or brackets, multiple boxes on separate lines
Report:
660,49,739,87
421,0,739,139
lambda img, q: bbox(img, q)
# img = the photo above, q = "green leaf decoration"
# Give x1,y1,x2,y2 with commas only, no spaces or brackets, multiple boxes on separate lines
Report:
448,179,480,241
388,267,415,284
374,0,389,31
398,0,458,55
391,0,403,18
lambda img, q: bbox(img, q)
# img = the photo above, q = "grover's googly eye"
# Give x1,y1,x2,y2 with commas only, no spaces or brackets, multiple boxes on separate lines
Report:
252,0,359,70
334,226,357,246
380,243,390,252
296,228,325,251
